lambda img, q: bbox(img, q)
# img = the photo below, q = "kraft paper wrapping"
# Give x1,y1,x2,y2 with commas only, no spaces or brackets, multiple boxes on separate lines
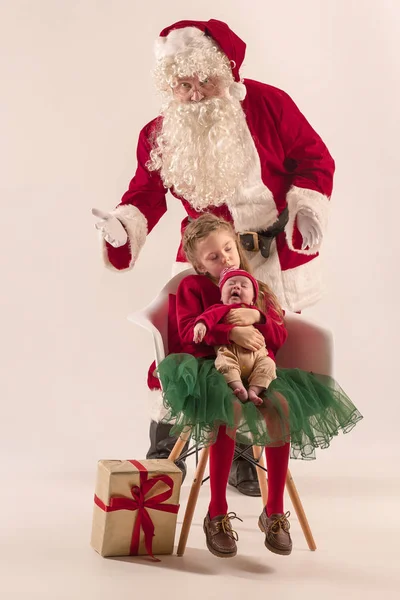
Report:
91,459,182,558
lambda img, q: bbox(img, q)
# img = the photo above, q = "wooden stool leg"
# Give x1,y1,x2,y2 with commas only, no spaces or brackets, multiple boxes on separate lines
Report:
177,446,210,557
252,446,269,507
167,427,191,463
285,468,317,551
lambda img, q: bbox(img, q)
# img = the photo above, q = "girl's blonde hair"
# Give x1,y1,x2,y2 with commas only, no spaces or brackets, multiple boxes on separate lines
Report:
182,214,284,319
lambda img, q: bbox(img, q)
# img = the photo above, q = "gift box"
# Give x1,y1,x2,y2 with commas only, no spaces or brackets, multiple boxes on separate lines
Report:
91,459,182,559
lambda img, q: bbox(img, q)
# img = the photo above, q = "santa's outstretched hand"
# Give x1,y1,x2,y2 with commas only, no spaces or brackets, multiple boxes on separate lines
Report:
296,208,322,251
92,208,128,248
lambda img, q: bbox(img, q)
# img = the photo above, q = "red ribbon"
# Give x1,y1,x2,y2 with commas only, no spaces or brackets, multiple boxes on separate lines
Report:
94,460,179,560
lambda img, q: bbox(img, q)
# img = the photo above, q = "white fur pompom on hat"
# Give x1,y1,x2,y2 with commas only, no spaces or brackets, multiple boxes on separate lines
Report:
154,26,213,61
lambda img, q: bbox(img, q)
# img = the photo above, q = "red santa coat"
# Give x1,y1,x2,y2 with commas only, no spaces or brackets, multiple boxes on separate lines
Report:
147,275,287,390
103,80,334,312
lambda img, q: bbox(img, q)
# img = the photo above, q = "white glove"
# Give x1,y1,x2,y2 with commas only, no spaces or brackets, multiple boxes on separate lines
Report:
92,208,128,248
296,208,322,250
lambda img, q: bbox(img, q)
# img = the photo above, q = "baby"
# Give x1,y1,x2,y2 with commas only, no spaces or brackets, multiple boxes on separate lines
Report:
193,267,277,405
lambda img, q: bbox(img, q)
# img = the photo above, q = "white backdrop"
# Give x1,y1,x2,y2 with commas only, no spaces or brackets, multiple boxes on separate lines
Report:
1,0,399,478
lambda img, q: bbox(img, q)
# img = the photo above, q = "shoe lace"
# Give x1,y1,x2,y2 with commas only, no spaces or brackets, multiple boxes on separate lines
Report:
269,511,291,534
216,512,243,541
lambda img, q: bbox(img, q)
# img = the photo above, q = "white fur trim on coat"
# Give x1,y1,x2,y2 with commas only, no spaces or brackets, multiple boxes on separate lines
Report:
281,256,324,311
285,186,330,255
245,239,324,312
227,137,278,232
102,204,148,271
155,27,213,60
148,389,169,423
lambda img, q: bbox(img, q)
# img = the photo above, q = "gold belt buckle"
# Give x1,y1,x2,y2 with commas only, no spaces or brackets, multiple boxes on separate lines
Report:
239,231,259,253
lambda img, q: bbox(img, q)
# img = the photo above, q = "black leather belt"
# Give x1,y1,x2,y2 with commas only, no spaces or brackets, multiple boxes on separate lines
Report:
239,207,289,259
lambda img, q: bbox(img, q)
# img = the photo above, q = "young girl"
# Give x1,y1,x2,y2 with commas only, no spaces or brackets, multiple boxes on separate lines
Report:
157,214,362,559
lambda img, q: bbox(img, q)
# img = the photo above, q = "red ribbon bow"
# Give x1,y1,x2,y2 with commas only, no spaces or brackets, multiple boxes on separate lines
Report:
94,460,179,560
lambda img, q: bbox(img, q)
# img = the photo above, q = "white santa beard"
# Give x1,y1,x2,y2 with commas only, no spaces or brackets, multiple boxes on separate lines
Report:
148,96,256,211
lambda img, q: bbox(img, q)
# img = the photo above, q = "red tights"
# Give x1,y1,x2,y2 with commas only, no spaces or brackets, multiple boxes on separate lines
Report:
208,426,235,519
208,426,290,519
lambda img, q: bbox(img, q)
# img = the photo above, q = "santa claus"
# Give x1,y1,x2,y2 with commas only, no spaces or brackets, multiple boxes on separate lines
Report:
93,19,335,495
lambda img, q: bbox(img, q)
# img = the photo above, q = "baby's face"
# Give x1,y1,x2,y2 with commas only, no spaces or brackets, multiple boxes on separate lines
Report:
221,276,254,305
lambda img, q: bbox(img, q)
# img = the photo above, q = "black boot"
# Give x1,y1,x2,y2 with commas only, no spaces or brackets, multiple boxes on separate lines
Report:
146,420,189,482
228,443,262,497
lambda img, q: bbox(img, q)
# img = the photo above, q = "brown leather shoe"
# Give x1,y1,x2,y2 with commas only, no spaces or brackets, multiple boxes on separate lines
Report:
258,509,292,556
203,512,242,558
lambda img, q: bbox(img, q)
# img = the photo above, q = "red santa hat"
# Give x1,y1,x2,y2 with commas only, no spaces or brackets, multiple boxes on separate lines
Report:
154,19,247,101
218,267,259,301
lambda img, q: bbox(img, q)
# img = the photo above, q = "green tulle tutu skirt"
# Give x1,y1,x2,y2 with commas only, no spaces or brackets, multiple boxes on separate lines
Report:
156,354,363,460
